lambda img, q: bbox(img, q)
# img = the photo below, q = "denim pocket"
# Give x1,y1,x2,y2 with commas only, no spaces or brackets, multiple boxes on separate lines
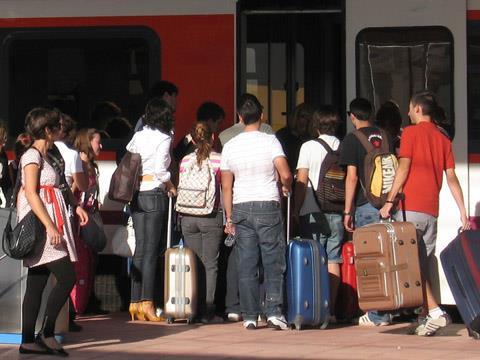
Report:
135,192,166,213
256,212,281,227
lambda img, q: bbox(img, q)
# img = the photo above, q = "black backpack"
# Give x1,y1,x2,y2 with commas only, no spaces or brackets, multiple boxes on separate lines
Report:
311,138,345,213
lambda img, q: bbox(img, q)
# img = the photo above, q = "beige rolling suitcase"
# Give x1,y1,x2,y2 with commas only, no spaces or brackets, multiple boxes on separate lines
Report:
164,196,197,324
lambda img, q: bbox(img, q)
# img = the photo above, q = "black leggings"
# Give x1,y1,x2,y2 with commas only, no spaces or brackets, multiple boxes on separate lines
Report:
22,256,76,343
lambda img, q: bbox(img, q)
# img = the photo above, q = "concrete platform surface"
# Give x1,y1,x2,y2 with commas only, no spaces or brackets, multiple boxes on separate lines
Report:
1,312,479,359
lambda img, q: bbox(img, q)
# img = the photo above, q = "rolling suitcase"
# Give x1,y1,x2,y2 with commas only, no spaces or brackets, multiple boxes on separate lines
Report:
286,195,330,330
164,196,197,324
353,220,423,311
440,230,480,339
335,241,360,321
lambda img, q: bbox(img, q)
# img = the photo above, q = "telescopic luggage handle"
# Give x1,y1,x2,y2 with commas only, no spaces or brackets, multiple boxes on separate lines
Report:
286,192,291,244
167,195,173,249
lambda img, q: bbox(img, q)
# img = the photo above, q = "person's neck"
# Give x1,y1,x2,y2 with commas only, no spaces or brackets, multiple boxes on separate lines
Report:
244,121,261,132
32,139,49,156
415,117,431,124
355,120,371,130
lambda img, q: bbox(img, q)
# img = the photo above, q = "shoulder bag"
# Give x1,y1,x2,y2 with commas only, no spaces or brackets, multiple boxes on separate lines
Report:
2,147,46,260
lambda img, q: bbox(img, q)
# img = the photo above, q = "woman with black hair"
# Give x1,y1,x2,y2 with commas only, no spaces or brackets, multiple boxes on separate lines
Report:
127,98,176,322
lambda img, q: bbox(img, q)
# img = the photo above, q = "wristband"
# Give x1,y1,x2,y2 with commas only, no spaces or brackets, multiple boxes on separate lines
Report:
343,211,352,216
385,200,394,204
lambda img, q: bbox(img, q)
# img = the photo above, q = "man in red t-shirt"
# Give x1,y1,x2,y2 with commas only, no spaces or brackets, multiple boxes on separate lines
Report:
380,90,469,336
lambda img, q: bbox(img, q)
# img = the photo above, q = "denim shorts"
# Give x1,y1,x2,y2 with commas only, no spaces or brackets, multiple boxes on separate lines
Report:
299,212,344,263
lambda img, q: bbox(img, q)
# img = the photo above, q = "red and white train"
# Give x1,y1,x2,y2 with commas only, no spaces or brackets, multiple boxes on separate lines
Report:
0,0,478,305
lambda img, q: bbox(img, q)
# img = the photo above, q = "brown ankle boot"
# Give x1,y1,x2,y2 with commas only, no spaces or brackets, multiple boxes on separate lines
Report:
141,301,164,322
129,302,145,321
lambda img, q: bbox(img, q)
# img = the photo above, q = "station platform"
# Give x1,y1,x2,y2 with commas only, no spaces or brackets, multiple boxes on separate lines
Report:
1,312,479,359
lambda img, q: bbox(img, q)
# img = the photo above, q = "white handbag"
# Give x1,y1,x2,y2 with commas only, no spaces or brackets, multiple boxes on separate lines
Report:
111,216,136,257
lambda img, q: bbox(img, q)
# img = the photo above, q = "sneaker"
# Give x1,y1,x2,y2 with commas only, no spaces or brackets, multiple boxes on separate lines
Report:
358,313,391,327
257,314,266,323
267,315,289,330
227,313,242,322
243,320,257,330
415,313,451,336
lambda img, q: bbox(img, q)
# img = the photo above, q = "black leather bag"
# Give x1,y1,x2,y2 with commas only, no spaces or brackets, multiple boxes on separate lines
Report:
1,146,46,260
80,210,107,252
2,208,45,259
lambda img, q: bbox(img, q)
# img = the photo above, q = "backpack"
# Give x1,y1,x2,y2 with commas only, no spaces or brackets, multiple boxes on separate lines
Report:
353,129,398,209
176,155,216,215
108,151,141,203
311,138,345,213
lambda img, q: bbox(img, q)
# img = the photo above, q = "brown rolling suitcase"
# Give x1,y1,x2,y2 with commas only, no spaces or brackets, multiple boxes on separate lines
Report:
353,221,423,312
164,196,197,324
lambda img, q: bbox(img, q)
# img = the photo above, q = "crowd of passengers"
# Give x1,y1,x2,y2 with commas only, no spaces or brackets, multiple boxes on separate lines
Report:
7,80,469,356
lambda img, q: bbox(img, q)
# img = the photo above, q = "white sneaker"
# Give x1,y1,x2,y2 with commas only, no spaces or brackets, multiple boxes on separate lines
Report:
415,313,451,336
267,315,289,330
243,320,257,330
227,313,242,322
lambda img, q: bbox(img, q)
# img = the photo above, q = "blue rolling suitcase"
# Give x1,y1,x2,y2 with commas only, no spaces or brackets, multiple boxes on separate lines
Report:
440,230,480,339
286,196,330,330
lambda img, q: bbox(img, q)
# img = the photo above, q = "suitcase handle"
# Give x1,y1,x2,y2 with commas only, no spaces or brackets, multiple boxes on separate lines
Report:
167,195,173,249
286,192,291,244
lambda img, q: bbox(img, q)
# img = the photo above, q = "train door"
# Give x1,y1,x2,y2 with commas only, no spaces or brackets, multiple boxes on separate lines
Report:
345,0,468,304
238,0,345,133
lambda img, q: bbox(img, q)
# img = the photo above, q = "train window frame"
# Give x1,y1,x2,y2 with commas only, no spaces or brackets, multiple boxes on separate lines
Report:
355,26,454,138
0,26,161,144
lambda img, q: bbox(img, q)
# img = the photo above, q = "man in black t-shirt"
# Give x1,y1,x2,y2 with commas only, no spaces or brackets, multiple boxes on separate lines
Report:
339,98,394,326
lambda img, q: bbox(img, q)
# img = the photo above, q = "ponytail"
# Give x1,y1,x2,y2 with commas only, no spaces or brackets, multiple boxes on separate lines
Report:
190,123,213,166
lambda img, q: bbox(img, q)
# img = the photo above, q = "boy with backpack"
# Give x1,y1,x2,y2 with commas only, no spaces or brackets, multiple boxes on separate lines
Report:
379,91,470,336
340,97,396,326
293,106,344,322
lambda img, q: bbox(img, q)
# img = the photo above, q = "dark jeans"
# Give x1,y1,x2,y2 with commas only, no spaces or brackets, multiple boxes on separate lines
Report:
22,256,76,343
225,245,240,314
181,211,223,318
232,201,286,321
130,189,168,303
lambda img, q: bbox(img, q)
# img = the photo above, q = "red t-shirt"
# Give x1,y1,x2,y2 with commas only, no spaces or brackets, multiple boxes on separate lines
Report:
399,121,455,217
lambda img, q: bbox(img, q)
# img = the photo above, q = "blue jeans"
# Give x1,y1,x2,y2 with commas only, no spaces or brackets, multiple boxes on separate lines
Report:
232,201,286,321
300,212,344,263
355,202,391,324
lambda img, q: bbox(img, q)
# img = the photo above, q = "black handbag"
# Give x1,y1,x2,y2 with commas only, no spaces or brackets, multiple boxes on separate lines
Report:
1,147,45,259
80,210,107,252
2,208,45,259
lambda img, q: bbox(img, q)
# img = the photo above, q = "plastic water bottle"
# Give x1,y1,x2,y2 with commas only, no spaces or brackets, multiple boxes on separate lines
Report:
224,233,236,247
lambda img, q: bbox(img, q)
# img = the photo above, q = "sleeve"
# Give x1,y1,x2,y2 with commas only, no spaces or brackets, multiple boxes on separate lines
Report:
220,143,232,172
398,127,414,159
20,148,42,168
179,154,192,173
126,133,137,153
339,133,358,167
271,136,286,161
72,151,83,173
445,141,455,169
153,136,172,183
296,142,311,170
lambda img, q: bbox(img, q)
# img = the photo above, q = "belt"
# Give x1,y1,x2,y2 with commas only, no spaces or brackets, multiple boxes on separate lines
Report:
140,174,155,181
40,185,64,235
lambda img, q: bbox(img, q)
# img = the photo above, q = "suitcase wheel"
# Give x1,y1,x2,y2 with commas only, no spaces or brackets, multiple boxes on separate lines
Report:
167,317,174,324
187,316,194,325
320,319,329,330
294,322,302,331
468,327,480,340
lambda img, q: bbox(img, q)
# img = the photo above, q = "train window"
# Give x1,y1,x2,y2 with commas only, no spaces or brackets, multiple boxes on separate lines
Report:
356,27,454,138
468,21,480,152
0,27,160,143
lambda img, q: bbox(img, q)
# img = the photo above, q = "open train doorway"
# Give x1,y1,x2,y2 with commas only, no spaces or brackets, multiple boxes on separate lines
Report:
238,0,345,134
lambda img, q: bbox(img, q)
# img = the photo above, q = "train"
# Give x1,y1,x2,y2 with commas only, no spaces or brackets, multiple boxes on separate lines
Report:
0,0,478,305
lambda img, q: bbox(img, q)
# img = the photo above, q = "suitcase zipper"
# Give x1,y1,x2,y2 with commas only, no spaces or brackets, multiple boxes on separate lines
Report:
384,223,402,309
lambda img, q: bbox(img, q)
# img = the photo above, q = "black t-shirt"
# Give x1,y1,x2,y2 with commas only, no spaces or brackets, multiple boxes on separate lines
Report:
339,126,394,206
276,127,303,173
